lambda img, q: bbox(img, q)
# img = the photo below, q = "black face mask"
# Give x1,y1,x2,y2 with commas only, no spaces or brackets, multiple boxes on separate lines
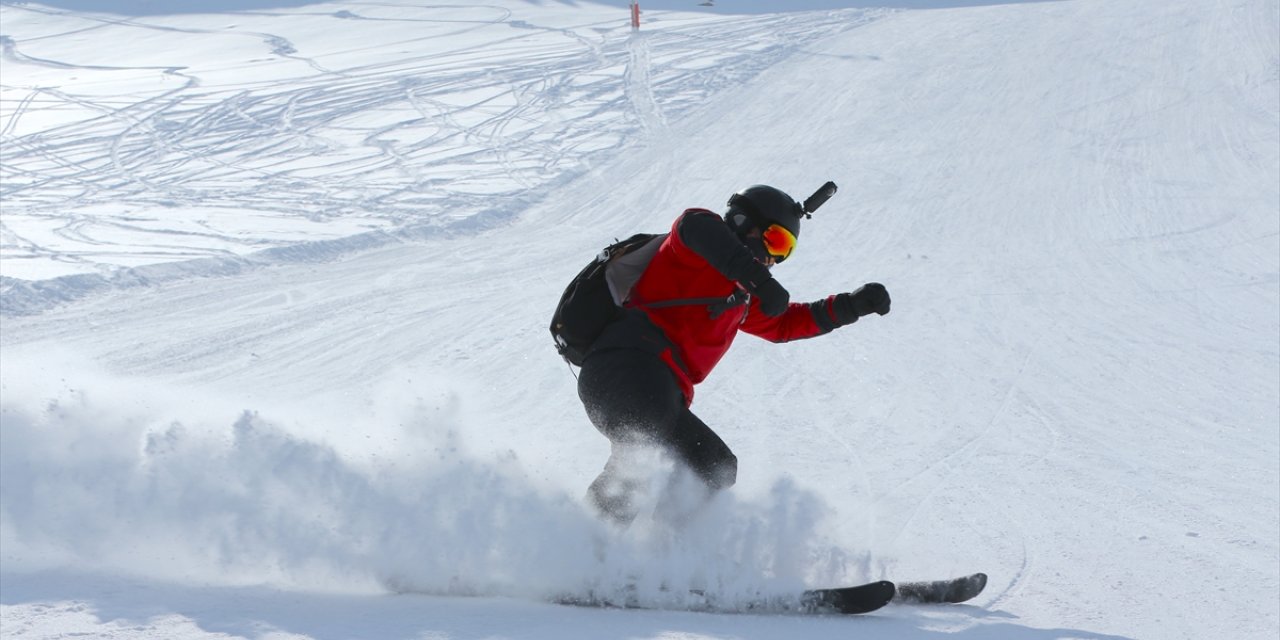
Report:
742,233,770,264
727,211,772,265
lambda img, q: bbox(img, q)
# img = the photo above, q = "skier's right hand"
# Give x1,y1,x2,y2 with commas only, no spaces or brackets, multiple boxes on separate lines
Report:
750,277,790,317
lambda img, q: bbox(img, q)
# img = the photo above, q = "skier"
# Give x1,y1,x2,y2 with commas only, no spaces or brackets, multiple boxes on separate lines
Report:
576,184,891,525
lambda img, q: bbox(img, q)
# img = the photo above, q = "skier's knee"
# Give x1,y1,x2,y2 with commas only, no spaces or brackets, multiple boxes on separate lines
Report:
707,451,737,491
587,474,639,526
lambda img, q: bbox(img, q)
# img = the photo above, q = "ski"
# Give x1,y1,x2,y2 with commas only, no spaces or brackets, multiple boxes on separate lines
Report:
800,580,897,614
552,573,984,615
558,580,897,615
803,572,987,614
893,572,988,604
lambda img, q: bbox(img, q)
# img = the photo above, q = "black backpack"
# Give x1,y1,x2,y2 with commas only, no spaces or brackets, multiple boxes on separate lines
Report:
550,233,666,366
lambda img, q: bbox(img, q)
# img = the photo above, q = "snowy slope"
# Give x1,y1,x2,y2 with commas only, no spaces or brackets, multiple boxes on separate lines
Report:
2,1,1278,639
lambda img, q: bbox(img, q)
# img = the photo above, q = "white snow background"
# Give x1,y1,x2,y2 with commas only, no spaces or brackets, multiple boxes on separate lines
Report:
1,0,1277,638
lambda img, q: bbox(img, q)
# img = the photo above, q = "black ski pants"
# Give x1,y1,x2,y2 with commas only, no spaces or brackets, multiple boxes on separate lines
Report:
577,348,737,523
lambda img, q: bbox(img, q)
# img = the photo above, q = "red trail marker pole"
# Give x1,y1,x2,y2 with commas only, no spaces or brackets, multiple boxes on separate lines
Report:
630,2,640,30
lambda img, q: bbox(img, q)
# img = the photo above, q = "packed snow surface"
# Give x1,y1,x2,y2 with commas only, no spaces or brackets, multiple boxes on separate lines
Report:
1,0,1277,639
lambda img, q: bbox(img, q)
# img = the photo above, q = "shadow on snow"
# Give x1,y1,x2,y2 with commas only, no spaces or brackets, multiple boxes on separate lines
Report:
1,569,1137,640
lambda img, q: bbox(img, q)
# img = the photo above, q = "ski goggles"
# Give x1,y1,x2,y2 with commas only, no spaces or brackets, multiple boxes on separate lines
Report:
761,223,797,262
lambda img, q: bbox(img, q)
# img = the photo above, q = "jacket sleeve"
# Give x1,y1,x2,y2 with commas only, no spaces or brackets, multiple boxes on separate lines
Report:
740,295,841,343
678,208,842,342
675,209,774,289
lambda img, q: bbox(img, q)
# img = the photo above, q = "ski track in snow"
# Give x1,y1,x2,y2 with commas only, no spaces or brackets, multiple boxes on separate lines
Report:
0,2,875,311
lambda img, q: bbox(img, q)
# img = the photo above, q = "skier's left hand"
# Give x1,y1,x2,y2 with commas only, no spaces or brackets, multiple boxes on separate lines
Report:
832,283,891,325
749,276,790,317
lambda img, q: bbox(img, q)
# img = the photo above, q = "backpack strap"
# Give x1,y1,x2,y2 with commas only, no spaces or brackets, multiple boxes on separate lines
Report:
610,232,751,319
634,289,749,319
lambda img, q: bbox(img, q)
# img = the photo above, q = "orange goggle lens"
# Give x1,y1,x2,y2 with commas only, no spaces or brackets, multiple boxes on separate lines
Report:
761,224,797,261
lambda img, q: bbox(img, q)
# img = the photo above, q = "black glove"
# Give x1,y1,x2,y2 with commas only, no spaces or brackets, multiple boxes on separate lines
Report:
748,277,790,317
832,283,890,325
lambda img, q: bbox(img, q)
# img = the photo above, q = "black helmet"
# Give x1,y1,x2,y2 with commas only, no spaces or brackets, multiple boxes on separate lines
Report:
725,185,806,263
725,184,806,239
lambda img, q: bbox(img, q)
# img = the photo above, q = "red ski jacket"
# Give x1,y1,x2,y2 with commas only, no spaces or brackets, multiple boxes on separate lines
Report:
622,208,841,404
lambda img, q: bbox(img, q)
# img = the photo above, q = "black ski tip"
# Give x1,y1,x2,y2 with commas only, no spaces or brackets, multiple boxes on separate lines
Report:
943,572,987,603
895,572,988,605
803,580,896,614
965,573,988,599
